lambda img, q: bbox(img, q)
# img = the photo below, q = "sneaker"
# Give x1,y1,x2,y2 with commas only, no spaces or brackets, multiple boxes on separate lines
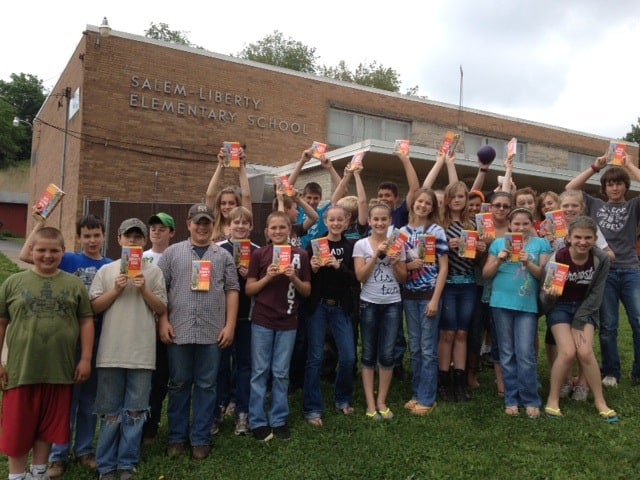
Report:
272,424,291,440
26,473,50,480
98,472,117,480
210,418,220,435
118,469,137,480
235,412,249,436
253,426,274,442
602,376,618,387
571,385,589,401
559,382,573,399
77,453,97,471
46,461,66,479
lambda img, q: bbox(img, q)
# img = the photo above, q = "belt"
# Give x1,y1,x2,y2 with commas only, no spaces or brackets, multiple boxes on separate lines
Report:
319,298,341,307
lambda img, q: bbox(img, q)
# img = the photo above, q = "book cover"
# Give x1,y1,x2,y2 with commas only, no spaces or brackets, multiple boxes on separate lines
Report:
233,239,252,268
120,246,143,278
480,202,491,213
273,245,292,273
475,213,496,239
387,228,409,256
507,137,517,158
311,237,332,266
608,141,627,166
347,151,365,171
223,141,241,168
34,183,65,219
440,131,460,155
545,210,568,239
274,175,295,197
543,261,570,296
311,141,327,159
458,230,478,259
419,234,437,264
191,260,212,291
506,232,523,262
394,139,410,155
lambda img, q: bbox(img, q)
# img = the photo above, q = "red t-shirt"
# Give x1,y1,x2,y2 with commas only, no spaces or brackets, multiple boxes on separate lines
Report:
247,244,311,330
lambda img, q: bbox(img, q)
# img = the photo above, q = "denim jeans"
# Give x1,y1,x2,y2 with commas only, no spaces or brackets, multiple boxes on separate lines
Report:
359,301,403,369
249,324,296,429
440,283,477,331
404,298,439,407
599,268,640,380
95,368,151,475
491,307,540,408
166,343,221,446
303,303,356,419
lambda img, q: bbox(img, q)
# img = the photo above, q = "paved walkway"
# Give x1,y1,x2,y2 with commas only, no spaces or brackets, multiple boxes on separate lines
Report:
0,238,30,270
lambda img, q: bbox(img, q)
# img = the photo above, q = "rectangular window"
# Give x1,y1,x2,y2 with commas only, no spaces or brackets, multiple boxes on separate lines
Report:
328,109,410,146
568,152,593,172
463,133,527,163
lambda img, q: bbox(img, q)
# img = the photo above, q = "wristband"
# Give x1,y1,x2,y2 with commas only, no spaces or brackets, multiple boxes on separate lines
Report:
591,164,601,174
479,167,488,172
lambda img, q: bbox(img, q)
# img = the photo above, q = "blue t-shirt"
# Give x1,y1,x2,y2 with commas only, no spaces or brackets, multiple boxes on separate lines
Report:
488,236,551,313
60,252,112,291
297,202,331,250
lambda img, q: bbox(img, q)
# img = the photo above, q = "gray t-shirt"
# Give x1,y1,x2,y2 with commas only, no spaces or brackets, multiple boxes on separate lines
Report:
584,192,640,269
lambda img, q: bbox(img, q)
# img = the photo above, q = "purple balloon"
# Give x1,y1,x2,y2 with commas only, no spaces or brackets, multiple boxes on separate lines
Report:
477,145,496,165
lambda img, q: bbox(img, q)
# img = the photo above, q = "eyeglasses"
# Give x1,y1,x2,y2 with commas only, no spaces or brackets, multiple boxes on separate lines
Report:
491,203,511,210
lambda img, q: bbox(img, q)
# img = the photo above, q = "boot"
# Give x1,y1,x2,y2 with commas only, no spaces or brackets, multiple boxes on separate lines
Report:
454,369,471,402
438,369,454,402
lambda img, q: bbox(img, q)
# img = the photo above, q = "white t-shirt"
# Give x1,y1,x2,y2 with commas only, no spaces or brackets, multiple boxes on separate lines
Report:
353,237,405,304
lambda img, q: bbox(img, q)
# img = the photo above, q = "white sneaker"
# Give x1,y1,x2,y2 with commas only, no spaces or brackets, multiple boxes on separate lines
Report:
602,376,618,387
234,412,249,436
559,382,573,398
571,384,589,401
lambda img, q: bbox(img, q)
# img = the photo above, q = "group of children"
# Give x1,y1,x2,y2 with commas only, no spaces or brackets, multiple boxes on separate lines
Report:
2,142,639,478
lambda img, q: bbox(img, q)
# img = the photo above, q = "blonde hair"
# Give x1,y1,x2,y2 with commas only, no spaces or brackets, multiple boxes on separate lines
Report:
337,196,357,221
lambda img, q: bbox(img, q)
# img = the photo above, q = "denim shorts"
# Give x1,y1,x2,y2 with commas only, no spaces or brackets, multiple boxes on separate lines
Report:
546,301,595,329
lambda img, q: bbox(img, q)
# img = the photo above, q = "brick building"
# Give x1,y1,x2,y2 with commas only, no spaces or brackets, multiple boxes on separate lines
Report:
29,24,638,254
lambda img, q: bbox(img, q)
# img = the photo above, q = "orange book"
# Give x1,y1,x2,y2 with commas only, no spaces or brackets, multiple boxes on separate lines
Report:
543,262,570,296
311,141,327,159
394,139,410,155
506,233,523,262
608,141,627,166
419,234,437,264
272,245,292,273
34,183,65,219
440,131,460,155
458,230,478,259
120,246,143,278
233,240,252,268
475,213,496,239
347,151,365,171
507,137,517,158
191,260,212,291
386,229,409,256
311,237,332,266
274,175,295,197
222,141,241,168
545,210,568,239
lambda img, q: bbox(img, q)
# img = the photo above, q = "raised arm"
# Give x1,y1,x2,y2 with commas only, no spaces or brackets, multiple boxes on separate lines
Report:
423,151,446,189
444,151,459,184
320,154,342,189
287,148,313,188
205,147,226,209
622,153,640,182
500,154,515,193
238,148,252,211
331,167,353,204
398,151,420,208
19,214,46,264
566,153,607,191
295,191,319,232
353,166,369,227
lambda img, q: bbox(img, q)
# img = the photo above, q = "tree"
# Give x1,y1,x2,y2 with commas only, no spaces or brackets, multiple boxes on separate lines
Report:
145,22,202,49
0,73,46,166
236,31,318,74
624,118,640,144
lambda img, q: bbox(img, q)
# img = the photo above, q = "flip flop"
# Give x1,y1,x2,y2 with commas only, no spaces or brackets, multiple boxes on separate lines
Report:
599,409,619,424
544,406,563,419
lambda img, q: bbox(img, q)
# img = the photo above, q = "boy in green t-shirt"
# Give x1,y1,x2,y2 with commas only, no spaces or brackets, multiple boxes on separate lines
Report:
0,227,94,480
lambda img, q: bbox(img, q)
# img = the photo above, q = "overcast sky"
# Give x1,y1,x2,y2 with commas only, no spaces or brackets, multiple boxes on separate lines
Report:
2,0,638,140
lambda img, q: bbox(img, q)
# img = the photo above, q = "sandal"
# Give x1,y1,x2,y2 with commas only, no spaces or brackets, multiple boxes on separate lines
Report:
526,407,541,419
544,406,563,419
337,406,354,415
377,407,394,420
505,406,520,417
410,403,437,416
599,409,619,424
404,399,418,410
365,410,381,421
307,417,323,427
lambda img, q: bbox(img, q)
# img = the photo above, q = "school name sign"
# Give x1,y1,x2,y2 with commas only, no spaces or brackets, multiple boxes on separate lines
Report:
128,76,310,135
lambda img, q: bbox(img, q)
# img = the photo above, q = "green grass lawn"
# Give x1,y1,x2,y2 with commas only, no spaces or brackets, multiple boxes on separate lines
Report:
1,253,639,479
